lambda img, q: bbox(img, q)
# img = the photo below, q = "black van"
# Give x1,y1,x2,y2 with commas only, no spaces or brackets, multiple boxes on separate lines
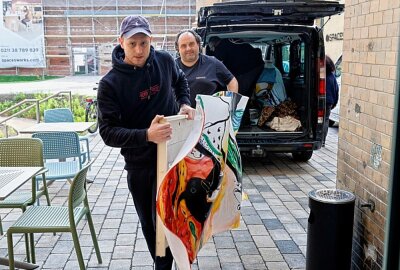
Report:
196,0,344,161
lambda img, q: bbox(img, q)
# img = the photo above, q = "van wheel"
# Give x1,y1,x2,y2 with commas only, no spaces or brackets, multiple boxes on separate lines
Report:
292,151,313,162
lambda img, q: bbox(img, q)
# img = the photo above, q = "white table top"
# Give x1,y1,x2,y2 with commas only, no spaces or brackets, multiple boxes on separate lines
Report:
19,122,96,134
0,167,43,200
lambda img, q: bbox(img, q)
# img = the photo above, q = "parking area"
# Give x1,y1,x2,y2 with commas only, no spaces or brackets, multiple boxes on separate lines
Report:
0,126,339,270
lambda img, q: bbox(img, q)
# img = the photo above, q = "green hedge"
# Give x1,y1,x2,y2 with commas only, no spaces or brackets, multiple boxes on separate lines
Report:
0,92,93,122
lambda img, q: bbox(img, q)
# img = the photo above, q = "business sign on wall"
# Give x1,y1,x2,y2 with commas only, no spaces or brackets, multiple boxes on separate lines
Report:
326,32,344,42
0,0,45,68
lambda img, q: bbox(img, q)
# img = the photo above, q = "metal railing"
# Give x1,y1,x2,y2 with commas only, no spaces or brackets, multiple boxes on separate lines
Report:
0,91,72,138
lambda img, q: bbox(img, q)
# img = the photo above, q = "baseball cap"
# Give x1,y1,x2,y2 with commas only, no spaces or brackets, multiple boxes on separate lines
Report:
120,15,152,39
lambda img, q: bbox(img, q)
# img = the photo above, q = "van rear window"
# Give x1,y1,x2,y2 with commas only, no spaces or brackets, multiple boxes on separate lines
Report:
281,42,305,76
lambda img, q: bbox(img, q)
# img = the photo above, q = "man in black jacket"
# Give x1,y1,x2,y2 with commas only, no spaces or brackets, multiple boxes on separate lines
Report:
97,15,195,270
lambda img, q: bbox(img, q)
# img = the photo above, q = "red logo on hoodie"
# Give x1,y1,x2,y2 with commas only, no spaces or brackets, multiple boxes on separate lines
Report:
139,84,160,100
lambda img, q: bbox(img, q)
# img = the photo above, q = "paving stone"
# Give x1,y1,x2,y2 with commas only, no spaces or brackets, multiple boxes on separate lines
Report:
283,253,306,269
119,221,138,234
64,260,82,270
247,224,269,235
116,234,135,246
241,254,266,269
242,214,263,225
262,219,284,230
283,223,306,234
236,241,259,256
277,194,297,202
270,205,290,215
253,235,275,248
109,259,132,269
231,230,253,242
42,253,70,269
217,248,241,263
314,175,330,182
52,240,74,253
197,256,221,269
197,241,217,256
265,261,291,270
248,194,265,203
275,240,302,254
112,245,134,259
269,229,291,241
283,183,301,191
291,233,307,246
253,202,271,211
102,218,122,229
255,184,272,192
290,209,309,219
257,210,277,219
132,251,153,266
221,262,245,270
296,218,309,230
241,206,258,216
214,236,235,249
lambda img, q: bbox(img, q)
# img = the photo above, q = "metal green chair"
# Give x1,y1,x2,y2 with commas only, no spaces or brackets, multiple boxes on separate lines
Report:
0,138,51,262
43,108,91,163
7,162,102,270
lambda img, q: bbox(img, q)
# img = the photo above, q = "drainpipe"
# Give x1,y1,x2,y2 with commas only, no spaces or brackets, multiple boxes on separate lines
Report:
383,30,400,270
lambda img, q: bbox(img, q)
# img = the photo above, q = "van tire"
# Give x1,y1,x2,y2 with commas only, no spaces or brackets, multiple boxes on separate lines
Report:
292,151,313,162
329,120,336,127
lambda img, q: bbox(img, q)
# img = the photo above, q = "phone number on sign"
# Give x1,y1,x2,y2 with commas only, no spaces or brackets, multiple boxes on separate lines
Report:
0,48,40,53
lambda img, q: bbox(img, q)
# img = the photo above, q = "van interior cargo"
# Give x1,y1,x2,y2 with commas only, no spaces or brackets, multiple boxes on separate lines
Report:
206,28,314,136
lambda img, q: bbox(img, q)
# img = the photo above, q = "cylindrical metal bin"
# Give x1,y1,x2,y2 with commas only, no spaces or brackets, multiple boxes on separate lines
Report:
306,189,356,270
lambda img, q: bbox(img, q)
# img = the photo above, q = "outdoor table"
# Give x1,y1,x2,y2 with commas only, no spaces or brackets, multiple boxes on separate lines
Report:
0,166,43,269
19,122,96,134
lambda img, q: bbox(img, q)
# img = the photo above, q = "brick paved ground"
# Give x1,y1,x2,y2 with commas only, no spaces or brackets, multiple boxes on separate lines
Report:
0,126,339,270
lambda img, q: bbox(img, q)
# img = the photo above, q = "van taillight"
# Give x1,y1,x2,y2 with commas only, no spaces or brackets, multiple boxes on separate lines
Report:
318,58,326,95
318,109,324,124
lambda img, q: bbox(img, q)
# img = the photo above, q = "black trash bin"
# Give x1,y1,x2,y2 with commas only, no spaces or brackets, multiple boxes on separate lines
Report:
306,189,355,270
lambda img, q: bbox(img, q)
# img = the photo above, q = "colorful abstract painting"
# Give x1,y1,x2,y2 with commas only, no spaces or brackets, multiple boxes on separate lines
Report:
157,92,248,270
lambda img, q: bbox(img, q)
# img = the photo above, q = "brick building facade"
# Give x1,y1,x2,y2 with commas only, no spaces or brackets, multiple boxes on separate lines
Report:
337,0,399,268
0,0,196,76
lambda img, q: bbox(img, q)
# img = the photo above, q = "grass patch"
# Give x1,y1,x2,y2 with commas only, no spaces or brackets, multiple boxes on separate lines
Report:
0,75,61,83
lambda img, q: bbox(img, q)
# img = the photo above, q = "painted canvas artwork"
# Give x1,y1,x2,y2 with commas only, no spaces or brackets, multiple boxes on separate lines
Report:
157,92,248,270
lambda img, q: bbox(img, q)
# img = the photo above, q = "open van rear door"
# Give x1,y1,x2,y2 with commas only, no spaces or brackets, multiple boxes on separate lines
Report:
198,0,344,27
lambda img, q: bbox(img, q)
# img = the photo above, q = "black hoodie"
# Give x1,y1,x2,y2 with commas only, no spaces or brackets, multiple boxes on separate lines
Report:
97,45,190,169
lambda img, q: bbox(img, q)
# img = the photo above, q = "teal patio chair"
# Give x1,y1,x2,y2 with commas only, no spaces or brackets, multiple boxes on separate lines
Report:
44,108,91,163
7,162,102,270
32,132,86,185
0,138,51,262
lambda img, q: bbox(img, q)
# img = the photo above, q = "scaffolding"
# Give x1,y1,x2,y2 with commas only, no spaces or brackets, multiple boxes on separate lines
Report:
41,0,196,75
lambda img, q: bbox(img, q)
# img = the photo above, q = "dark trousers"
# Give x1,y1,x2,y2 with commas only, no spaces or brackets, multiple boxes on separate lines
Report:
127,169,173,270
323,105,332,144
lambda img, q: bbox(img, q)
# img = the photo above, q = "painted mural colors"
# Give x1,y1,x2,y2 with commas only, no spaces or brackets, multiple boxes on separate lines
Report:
157,92,249,270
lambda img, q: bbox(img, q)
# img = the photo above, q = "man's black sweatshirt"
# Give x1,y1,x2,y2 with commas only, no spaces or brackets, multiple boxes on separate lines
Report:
97,45,190,169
